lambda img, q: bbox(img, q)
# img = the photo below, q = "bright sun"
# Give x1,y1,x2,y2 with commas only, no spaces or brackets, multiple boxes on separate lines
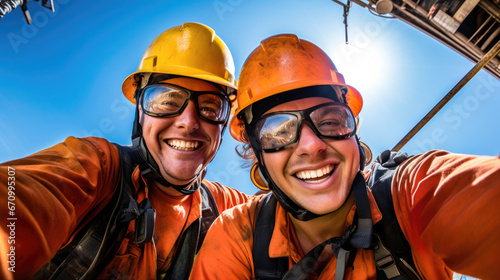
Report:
333,43,390,94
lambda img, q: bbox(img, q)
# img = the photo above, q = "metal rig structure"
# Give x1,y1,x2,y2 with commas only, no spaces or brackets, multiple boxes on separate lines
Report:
333,0,500,79
332,0,500,150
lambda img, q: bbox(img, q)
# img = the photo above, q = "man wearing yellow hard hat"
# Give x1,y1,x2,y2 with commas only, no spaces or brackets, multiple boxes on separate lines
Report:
0,22,249,279
191,34,500,279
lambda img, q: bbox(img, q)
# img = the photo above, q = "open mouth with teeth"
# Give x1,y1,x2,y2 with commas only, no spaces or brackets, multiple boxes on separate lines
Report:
166,139,201,151
295,165,334,183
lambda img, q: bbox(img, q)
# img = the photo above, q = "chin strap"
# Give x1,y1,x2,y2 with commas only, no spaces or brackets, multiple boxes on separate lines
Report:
349,172,373,248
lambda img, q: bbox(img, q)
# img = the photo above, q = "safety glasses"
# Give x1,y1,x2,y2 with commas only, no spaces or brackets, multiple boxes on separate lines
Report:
254,102,356,152
140,83,231,124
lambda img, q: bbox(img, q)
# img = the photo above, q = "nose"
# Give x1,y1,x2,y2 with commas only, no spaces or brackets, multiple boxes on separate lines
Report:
294,123,326,156
173,101,200,131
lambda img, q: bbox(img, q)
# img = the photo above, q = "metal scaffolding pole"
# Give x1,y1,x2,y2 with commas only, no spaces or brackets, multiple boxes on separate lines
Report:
392,39,500,151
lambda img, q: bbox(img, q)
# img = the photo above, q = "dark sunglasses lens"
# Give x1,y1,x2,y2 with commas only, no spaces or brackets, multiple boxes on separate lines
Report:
197,93,230,123
255,104,355,151
142,86,188,115
310,105,355,137
256,114,298,151
142,85,230,123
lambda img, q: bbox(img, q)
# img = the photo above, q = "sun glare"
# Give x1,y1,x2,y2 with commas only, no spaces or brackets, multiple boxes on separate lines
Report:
334,43,390,94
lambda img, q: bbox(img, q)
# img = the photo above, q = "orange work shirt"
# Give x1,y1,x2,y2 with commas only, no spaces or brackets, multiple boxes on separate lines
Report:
191,150,500,280
0,136,250,279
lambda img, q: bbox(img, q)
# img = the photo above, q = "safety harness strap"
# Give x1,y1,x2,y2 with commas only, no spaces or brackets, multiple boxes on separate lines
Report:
369,150,421,280
159,182,218,280
161,218,200,280
198,182,220,251
35,206,112,280
349,172,373,249
253,194,288,280
372,234,406,280
334,248,350,280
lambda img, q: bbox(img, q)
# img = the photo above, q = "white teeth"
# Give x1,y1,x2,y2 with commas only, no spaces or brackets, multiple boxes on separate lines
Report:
167,140,200,151
317,169,323,177
296,165,333,181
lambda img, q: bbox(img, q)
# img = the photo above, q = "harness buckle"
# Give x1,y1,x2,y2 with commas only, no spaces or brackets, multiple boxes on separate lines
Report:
376,255,396,270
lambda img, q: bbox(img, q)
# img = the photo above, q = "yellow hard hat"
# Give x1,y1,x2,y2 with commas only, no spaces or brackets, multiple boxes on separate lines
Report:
230,34,362,143
122,22,237,104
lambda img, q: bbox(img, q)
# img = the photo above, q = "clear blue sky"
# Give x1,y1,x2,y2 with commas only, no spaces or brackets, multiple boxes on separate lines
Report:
1,0,499,195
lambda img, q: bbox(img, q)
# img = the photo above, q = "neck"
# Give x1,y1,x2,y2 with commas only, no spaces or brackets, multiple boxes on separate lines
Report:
290,194,355,254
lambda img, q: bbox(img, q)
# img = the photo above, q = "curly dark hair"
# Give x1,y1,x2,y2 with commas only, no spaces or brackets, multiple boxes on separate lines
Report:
235,129,257,168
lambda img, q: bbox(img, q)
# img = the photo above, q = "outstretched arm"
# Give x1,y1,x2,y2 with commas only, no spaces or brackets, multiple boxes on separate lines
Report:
0,136,120,279
392,150,500,280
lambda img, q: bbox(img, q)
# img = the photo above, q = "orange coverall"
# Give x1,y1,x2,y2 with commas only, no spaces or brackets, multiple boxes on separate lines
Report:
191,150,500,280
0,136,250,279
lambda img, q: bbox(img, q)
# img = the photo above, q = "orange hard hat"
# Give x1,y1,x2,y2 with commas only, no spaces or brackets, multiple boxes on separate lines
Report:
122,22,237,104
230,34,362,143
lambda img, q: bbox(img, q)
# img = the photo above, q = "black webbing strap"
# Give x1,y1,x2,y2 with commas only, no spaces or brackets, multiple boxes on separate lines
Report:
349,172,373,249
160,217,200,280
159,182,219,280
80,144,139,279
369,150,421,280
197,182,220,251
32,203,116,280
253,194,288,280
372,234,409,280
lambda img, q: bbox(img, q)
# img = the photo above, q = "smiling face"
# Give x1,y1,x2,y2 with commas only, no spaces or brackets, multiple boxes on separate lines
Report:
139,77,225,188
260,97,360,214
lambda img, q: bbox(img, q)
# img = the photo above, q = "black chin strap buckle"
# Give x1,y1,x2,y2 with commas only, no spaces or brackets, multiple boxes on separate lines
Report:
134,198,156,244
115,196,156,244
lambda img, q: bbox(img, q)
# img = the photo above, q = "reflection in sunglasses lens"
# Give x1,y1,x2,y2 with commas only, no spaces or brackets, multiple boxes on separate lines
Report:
256,104,355,151
142,85,230,123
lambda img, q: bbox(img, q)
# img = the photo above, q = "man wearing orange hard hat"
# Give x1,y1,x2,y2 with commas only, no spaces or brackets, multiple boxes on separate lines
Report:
0,22,249,279
191,34,500,279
